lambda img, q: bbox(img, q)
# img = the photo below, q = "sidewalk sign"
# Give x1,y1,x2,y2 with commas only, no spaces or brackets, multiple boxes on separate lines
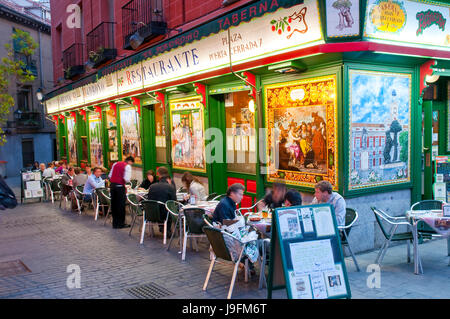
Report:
267,204,351,299
20,171,44,204
435,156,450,202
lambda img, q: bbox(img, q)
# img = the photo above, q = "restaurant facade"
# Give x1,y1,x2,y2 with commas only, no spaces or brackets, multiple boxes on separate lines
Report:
45,0,450,253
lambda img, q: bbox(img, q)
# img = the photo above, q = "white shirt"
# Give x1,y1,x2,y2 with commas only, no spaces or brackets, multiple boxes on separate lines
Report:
108,162,132,184
42,168,56,178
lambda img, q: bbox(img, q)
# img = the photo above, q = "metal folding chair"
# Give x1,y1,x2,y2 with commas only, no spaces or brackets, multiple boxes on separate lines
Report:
166,200,184,251
371,207,419,269
182,207,208,261
140,200,169,245
339,208,360,272
202,226,249,299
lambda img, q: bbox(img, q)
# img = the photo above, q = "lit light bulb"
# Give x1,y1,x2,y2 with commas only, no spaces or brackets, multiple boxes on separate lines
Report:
248,99,255,113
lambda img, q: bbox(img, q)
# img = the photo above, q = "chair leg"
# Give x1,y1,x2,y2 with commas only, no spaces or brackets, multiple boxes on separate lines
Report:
182,234,188,261
163,220,167,245
244,259,249,283
228,247,245,299
129,214,137,236
103,209,110,226
344,232,360,272
407,239,411,263
203,257,216,291
379,238,393,265
95,202,99,221
375,240,387,264
167,217,179,251
140,218,146,245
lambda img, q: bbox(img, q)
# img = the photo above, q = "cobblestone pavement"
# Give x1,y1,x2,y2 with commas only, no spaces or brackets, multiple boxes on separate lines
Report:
0,196,449,299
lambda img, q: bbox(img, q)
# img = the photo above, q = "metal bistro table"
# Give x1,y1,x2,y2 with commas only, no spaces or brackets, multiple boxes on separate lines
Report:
406,209,450,275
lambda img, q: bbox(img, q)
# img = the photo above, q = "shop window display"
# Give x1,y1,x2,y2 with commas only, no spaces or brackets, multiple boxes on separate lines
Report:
225,91,257,175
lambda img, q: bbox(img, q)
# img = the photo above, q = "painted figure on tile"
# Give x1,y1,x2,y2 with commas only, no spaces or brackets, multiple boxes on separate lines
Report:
332,0,354,30
350,70,411,189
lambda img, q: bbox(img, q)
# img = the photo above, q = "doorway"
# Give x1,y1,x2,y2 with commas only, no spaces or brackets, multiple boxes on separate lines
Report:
21,138,34,168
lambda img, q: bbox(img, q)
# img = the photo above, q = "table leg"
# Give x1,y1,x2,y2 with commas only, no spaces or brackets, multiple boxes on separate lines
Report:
413,222,419,275
447,237,450,266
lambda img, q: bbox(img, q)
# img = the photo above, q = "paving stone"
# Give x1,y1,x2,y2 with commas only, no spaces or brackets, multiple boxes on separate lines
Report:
0,200,449,299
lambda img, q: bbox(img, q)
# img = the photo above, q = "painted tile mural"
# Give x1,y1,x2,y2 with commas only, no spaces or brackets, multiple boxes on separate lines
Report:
170,98,206,173
89,113,103,168
67,118,77,165
120,107,142,165
349,70,411,189
265,75,338,189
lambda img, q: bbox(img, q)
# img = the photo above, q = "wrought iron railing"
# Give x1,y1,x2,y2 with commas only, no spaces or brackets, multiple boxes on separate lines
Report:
86,22,116,56
15,111,42,129
122,0,166,49
63,43,84,69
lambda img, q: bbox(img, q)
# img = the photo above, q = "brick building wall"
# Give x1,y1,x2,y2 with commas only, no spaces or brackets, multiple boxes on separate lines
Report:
50,0,256,87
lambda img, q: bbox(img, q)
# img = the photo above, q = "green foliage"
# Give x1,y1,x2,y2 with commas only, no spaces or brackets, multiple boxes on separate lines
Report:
332,0,352,9
0,29,38,144
399,131,409,163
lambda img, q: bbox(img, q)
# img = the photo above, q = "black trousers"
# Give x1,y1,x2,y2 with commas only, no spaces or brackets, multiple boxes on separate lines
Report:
110,183,126,228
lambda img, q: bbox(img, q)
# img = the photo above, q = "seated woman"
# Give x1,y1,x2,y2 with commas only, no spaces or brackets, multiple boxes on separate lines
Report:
181,172,207,202
284,189,303,207
139,170,156,190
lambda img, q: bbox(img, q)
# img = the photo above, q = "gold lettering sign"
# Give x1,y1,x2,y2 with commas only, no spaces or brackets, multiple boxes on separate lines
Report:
370,0,406,33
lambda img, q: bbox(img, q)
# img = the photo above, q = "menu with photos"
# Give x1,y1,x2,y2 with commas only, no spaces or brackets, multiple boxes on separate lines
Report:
270,204,351,300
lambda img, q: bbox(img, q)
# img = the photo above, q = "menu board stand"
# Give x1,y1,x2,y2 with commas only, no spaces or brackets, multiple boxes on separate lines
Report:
20,171,44,204
435,156,450,203
267,204,351,299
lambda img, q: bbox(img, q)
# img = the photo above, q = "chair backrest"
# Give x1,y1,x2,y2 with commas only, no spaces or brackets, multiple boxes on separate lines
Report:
206,193,218,201
141,200,166,223
184,208,207,234
213,194,226,201
96,188,110,205
130,179,138,189
51,179,61,191
166,200,182,218
75,185,84,194
203,214,214,227
345,208,358,228
127,193,143,215
371,207,391,240
203,226,232,262
411,200,443,211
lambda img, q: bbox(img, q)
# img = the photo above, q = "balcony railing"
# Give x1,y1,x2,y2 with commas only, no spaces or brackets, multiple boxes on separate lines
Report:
63,43,85,79
122,0,167,50
86,22,117,68
15,111,42,130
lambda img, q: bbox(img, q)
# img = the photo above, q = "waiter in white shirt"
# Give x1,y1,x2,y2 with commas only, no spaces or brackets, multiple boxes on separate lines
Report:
108,156,134,229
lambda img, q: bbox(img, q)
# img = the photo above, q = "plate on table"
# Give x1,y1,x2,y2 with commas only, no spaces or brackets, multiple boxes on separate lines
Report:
248,214,262,222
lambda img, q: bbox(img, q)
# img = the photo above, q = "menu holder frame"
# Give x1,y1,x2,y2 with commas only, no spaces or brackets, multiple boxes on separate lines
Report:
20,170,44,204
267,204,351,299
435,156,450,203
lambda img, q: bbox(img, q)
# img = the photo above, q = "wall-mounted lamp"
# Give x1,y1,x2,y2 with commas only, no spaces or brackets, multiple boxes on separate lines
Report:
248,99,255,113
36,88,44,102
425,74,440,83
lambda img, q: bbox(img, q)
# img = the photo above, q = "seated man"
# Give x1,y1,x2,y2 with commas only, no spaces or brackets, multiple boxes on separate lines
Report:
312,181,346,226
83,167,105,202
257,182,287,211
212,183,245,225
147,174,176,235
